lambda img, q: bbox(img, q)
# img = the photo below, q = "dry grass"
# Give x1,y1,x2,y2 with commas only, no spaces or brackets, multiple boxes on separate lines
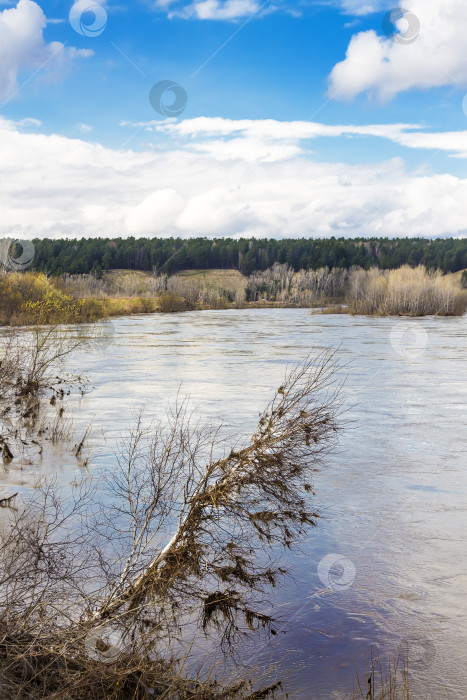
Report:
176,268,247,290
352,652,410,700
445,267,467,286
83,295,189,318
166,269,247,308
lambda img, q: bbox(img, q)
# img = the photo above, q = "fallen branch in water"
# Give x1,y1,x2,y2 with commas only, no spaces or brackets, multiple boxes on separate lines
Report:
92,351,343,649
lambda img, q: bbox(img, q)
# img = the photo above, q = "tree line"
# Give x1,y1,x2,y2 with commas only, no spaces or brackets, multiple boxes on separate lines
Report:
21,236,467,277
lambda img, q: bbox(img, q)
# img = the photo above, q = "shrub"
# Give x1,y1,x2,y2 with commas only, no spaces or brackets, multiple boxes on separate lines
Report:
348,266,467,316
156,291,190,312
0,272,87,325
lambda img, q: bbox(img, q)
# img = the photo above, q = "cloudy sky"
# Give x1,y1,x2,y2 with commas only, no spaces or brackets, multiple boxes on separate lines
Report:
1,0,467,238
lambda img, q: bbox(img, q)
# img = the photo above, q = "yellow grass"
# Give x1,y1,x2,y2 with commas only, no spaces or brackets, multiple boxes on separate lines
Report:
83,295,189,318
445,267,467,285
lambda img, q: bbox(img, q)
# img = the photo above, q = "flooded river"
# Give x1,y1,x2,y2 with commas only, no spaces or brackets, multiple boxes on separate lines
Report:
2,309,467,698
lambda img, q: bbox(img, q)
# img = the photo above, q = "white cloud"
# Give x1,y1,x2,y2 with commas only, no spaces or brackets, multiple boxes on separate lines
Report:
389,129,467,159
16,116,41,127
152,0,281,20
132,115,467,158
176,0,261,20
2,115,467,239
335,0,385,15
0,0,92,101
143,115,421,143
329,0,467,100
125,190,185,234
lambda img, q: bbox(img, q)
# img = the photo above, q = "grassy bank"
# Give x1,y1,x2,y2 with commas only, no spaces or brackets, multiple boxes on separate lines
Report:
0,272,192,325
1,264,466,326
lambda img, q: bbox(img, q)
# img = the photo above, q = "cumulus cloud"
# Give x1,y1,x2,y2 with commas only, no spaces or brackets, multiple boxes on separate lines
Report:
0,0,92,101
329,0,467,100
2,115,467,239
125,190,185,234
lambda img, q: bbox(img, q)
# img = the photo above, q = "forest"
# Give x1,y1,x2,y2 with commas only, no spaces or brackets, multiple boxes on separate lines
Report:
25,236,467,277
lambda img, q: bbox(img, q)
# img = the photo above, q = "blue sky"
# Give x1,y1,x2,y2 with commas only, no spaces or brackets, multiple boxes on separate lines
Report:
1,0,467,238
6,1,465,150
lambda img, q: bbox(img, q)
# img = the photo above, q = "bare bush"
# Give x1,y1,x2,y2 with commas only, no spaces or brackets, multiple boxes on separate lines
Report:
348,266,467,316
59,271,235,310
246,264,348,306
147,273,239,309
0,321,96,464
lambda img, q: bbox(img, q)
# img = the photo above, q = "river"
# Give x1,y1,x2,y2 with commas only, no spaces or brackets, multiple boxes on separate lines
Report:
1,309,467,699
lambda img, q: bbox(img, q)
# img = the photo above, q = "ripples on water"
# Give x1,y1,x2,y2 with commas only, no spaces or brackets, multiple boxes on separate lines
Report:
1,309,467,699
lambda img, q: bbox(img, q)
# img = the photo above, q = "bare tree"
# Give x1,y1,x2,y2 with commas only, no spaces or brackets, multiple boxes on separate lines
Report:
246,264,348,306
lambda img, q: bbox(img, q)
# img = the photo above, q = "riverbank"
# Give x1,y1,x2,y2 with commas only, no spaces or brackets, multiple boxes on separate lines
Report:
1,264,466,326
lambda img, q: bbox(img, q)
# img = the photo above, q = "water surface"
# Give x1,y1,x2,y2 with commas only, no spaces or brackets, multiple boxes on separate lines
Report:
2,309,467,698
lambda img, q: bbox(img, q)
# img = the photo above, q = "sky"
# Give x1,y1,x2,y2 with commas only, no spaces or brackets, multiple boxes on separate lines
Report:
1,0,467,239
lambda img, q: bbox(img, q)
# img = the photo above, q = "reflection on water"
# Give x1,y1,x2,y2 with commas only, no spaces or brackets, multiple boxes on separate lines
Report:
1,309,467,698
